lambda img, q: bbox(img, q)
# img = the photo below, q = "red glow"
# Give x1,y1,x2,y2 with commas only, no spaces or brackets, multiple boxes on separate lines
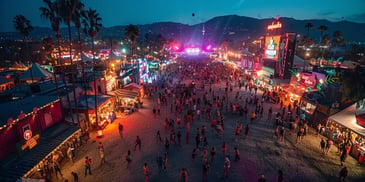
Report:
267,21,282,30
5,75,11,79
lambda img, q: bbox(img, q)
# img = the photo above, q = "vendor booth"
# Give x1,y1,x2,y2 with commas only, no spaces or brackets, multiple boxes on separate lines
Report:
326,102,365,164
74,95,115,129
109,89,140,111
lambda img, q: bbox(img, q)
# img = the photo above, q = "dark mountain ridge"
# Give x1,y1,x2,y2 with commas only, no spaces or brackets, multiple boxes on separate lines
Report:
1,15,364,44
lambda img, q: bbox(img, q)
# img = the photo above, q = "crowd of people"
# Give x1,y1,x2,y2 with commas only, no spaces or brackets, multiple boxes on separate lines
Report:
55,59,357,182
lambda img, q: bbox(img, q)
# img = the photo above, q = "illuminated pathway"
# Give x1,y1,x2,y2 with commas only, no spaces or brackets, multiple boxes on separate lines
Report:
54,68,365,182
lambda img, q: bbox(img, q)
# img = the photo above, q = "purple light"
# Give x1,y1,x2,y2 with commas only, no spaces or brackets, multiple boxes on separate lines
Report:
206,45,211,50
174,46,180,50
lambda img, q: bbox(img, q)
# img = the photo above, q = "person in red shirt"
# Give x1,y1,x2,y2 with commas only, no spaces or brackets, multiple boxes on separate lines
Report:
180,168,188,182
234,147,240,161
143,163,149,182
84,156,92,176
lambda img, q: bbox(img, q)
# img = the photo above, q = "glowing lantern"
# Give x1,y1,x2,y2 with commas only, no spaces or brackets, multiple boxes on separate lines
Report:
97,129,103,138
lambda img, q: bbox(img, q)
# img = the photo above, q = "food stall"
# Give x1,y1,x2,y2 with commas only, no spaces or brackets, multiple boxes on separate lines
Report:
327,102,365,164
108,89,140,112
76,95,115,129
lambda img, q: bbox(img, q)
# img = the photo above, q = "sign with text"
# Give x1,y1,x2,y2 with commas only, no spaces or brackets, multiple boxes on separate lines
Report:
300,73,316,87
267,21,282,30
265,36,281,60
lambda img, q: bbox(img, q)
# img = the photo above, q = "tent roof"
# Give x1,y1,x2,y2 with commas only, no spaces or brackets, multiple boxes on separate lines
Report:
108,89,139,99
0,95,58,125
328,104,365,137
0,123,80,182
8,61,28,69
19,64,53,80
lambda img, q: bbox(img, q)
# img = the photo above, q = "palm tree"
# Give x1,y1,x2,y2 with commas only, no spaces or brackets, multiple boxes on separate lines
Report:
317,25,328,43
82,8,102,128
57,0,81,124
304,23,313,37
41,0,74,123
124,24,140,83
156,34,165,52
13,15,34,82
124,24,140,58
332,30,346,47
70,0,86,124
40,0,61,99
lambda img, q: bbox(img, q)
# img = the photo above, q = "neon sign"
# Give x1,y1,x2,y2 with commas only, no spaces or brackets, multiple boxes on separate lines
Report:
267,21,282,30
265,36,280,59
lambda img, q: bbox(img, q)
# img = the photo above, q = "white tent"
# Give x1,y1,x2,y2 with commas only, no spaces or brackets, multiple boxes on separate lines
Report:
19,63,53,81
328,104,365,137
82,52,99,62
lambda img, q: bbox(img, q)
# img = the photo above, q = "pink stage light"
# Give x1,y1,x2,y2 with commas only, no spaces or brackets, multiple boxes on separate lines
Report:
206,45,211,50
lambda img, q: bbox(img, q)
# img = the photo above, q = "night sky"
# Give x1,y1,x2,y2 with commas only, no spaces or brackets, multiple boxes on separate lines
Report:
1,0,364,32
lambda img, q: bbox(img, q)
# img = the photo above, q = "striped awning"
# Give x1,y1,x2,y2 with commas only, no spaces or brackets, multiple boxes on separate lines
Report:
109,89,139,99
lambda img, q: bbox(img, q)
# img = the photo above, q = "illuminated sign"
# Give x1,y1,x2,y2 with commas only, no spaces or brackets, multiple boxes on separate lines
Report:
267,21,282,30
24,130,32,141
22,134,40,150
301,74,315,87
264,36,281,60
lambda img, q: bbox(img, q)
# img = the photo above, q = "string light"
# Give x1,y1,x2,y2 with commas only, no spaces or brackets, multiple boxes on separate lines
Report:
0,99,60,131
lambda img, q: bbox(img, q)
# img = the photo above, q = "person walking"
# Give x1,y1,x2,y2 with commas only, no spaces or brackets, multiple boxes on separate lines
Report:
153,108,156,118
195,134,201,149
202,162,210,181
340,147,348,166
223,157,230,178
71,171,78,182
320,139,326,155
279,127,285,142
67,146,74,163
202,150,208,165
53,161,63,178
180,168,188,182
97,142,104,152
84,156,92,177
339,166,348,181
143,163,149,182
135,136,142,152
235,126,241,141
234,147,240,161
210,147,216,162
156,131,162,143
164,137,170,152
192,148,198,164
99,150,106,166
118,123,124,138
325,139,333,155
125,150,132,169
163,152,168,171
